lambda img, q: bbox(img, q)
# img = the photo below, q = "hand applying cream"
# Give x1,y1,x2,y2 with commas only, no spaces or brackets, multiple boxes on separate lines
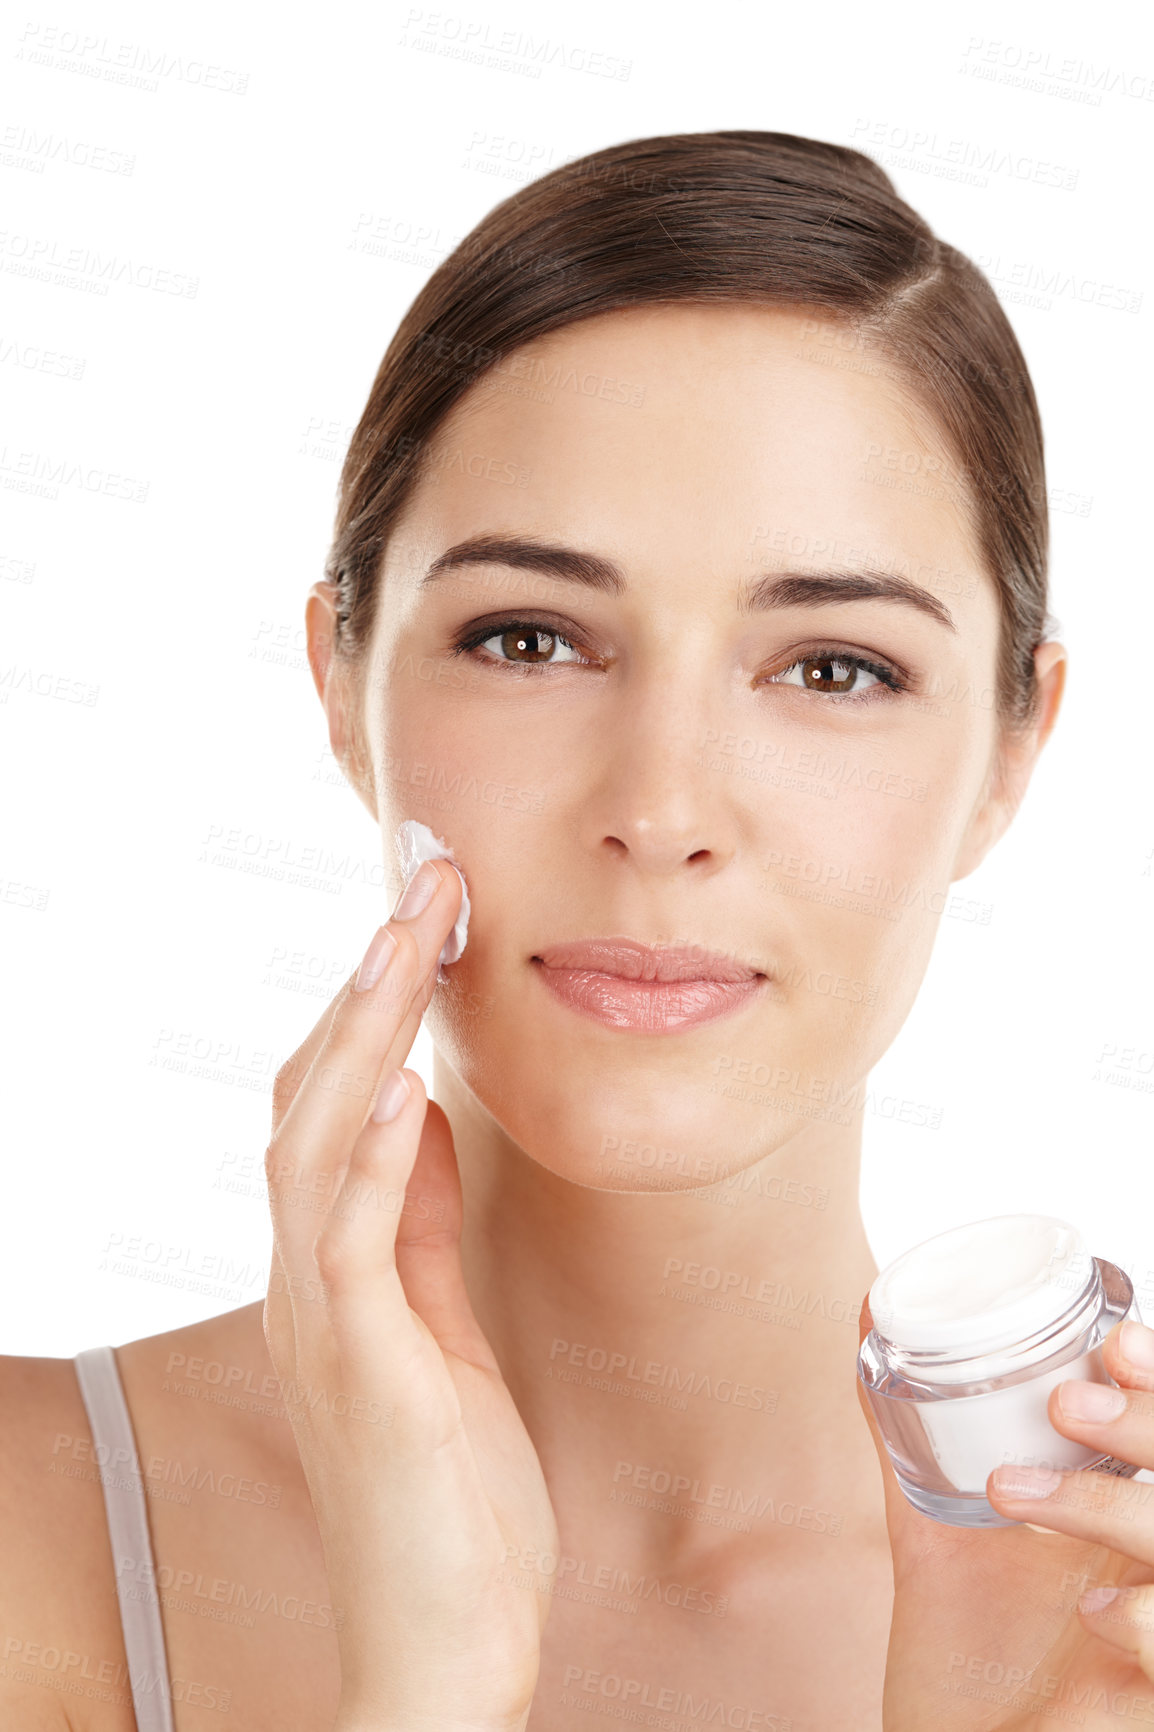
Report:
394,819,471,973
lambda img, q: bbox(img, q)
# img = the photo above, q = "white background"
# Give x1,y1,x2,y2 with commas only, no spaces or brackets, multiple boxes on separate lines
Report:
1,0,1151,1356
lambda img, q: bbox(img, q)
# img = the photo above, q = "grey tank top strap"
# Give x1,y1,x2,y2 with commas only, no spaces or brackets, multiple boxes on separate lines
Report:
73,1345,175,1732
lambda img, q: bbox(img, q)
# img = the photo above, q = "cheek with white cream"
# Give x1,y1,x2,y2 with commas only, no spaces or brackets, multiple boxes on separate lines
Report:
395,818,472,974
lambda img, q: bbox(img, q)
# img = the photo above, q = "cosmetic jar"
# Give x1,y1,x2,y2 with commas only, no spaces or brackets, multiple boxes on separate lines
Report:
857,1213,1141,1528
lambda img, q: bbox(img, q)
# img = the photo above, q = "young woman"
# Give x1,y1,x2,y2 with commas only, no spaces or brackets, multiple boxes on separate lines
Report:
5,129,1154,1732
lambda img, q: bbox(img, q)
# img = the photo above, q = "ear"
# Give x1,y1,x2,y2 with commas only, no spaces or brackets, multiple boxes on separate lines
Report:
951,639,1067,881
305,582,378,822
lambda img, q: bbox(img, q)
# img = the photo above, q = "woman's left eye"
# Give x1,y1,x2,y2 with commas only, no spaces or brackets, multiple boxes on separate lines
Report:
765,654,896,697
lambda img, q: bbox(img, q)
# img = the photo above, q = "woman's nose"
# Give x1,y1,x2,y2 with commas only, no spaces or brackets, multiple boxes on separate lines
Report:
580,691,741,877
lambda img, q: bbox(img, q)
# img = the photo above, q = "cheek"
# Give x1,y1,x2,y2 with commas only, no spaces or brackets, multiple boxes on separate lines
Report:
665,752,988,1121
764,738,985,965
757,693,994,890
377,676,556,1004
380,662,547,811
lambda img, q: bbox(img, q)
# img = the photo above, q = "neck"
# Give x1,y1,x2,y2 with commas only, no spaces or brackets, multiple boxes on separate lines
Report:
433,1052,884,1568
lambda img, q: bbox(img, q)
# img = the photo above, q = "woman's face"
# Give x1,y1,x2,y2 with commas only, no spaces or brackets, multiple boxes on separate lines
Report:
335,304,1056,1188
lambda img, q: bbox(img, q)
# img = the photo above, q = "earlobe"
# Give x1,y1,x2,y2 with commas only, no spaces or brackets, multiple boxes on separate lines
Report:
950,776,1011,883
305,582,340,706
305,583,349,764
304,582,379,821
950,640,1068,882
1031,640,1068,756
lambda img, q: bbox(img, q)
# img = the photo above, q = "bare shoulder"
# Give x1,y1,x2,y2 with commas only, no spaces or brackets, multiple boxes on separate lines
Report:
111,1299,303,1481
0,1307,330,1731
0,1352,135,1729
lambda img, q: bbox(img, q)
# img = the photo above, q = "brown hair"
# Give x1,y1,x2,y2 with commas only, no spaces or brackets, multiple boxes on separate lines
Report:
326,129,1050,732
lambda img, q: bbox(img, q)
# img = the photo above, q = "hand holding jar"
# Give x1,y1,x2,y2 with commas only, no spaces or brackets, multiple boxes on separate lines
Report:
857,1215,1154,1727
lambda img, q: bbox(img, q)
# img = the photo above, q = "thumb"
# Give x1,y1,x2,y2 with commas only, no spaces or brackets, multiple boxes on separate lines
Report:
394,1097,500,1372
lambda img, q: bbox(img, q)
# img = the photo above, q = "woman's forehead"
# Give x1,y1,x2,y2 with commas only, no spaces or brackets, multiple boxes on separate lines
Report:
392,304,988,612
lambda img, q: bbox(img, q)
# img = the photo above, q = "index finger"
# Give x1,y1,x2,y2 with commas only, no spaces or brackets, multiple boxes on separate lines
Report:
267,859,461,1199
270,980,347,1137
270,857,463,1129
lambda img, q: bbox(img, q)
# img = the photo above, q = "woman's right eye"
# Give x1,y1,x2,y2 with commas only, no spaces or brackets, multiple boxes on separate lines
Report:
466,624,588,667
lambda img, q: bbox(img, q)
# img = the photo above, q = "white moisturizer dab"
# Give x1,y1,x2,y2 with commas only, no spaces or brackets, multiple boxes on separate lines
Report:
394,818,471,973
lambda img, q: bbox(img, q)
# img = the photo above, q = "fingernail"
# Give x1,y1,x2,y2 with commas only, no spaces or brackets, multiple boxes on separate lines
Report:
1121,1320,1154,1371
372,1069,410,1124
1058,1380,1127,1423
1079,1585,1120,1615
392,860,439,922
990,1465,1063,1500
354,926,398,993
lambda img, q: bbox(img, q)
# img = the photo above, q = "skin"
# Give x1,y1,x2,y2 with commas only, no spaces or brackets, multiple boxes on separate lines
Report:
9,303,1153,1732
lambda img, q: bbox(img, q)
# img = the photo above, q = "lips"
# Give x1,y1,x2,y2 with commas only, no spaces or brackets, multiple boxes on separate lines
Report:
531,938,767,1032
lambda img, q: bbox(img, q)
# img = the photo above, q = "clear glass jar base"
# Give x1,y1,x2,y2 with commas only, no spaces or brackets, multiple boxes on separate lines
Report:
894,1454,1141,1528
861,1255,1141,1529
894,1473,1021,1529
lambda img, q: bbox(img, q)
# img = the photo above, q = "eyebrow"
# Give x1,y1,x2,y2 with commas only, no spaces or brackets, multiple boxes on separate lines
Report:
420,533,957,632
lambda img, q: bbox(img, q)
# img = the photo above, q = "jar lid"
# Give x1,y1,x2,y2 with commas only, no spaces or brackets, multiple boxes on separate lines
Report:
869,1214,1094,1359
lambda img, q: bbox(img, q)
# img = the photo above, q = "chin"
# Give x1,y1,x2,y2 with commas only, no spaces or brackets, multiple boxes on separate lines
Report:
427,957,885,1189
454,1045,810,1192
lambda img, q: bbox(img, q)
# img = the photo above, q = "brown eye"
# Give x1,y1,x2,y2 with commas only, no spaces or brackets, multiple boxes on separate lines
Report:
470,623,586,666
764,654,885,696
499,627,557,663
801,656,859,693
